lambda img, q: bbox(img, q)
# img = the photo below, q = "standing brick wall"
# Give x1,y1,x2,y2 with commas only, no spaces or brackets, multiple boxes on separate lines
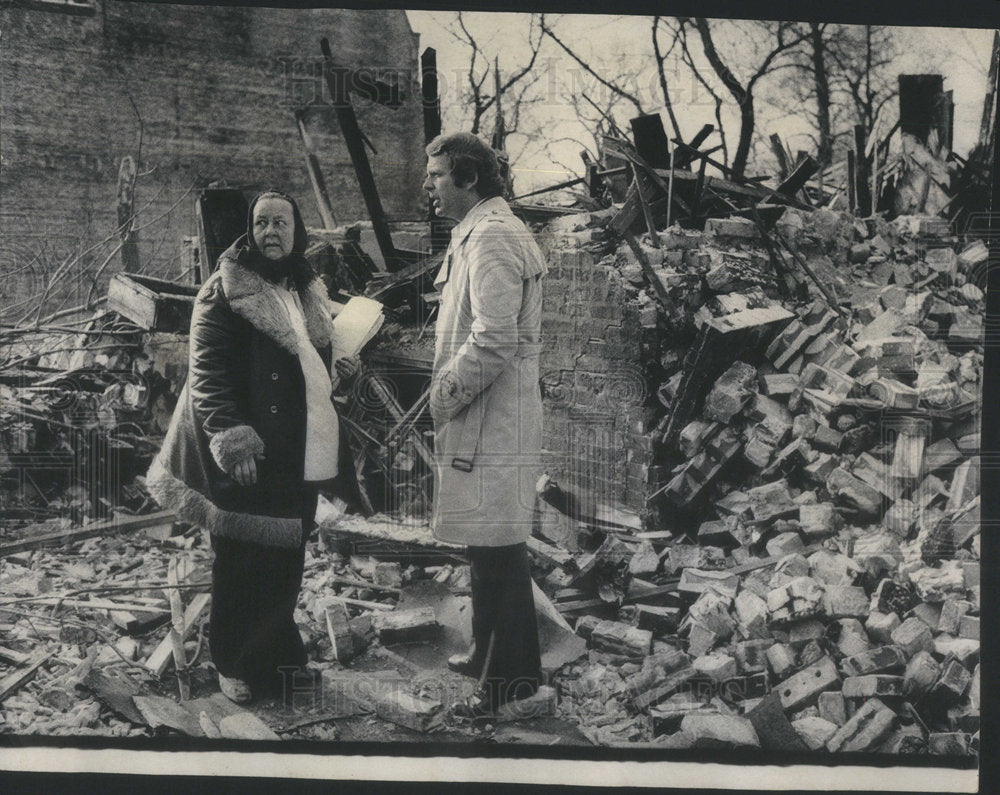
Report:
1,1,425,313
537,230,658,513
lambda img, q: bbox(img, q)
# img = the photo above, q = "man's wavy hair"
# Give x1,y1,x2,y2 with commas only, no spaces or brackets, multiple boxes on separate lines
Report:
425,133,504,200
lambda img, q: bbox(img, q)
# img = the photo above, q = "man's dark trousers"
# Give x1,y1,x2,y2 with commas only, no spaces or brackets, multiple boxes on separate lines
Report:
467,542,541,706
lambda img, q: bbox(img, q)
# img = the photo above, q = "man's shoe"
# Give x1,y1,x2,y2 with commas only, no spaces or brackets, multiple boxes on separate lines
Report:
218,673,252,704
447,652,482,678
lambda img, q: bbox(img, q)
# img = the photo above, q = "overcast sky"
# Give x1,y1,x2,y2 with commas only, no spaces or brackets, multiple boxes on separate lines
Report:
407,11,996,192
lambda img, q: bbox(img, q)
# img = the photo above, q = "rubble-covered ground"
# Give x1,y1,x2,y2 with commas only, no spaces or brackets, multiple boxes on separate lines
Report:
0,201,983,758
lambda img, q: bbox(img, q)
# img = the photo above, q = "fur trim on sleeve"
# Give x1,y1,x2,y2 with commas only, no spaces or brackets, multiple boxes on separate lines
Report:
208,424,265,474
146,458,302,548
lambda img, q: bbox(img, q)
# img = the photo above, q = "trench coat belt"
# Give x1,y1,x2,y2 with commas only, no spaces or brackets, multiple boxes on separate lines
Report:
450,341,543,473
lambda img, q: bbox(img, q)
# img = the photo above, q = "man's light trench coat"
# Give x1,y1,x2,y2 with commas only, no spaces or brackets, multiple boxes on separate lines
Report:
430,197,547,547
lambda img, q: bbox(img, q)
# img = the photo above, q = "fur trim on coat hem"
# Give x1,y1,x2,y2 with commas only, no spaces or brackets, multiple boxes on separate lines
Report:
209,424,265,474
146,457,302,548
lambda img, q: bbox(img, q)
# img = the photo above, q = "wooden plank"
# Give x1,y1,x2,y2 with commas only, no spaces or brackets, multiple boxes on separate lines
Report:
133,695,204,737
0,510,176,558
144,593,210,677
0,646,31,666
0,597,169,614
0,652,53,702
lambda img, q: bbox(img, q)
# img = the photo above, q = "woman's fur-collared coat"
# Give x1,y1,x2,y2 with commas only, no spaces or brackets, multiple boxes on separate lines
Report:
146,241,351,548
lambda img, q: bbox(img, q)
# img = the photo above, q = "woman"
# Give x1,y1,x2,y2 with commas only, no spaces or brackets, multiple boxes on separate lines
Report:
146,190,359,703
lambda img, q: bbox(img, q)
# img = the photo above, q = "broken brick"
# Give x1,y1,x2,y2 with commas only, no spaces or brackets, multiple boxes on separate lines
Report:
890,617,935,658
825,698,896,753
903,651,941,698
776,656,840,712
840,645,907,677
842,675,904,699
817,691,847,726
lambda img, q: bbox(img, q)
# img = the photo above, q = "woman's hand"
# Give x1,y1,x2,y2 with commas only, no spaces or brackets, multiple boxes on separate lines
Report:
334,355,361,383
230,453,264,486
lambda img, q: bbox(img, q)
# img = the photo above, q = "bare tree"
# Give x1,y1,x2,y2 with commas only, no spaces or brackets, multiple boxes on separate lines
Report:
448,11,544,136
680,17,810,179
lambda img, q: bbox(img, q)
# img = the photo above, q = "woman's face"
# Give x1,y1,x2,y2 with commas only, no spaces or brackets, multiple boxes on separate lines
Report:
252,197,296,261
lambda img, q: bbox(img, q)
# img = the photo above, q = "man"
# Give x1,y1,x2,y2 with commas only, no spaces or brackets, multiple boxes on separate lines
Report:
424,133,547,716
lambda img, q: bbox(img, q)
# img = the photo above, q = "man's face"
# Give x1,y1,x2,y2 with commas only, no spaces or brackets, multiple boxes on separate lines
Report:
423,154,477,222
252,197,295,261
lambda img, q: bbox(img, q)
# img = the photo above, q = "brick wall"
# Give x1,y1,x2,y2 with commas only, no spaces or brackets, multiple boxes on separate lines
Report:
1,1,425,313
537,228,658,513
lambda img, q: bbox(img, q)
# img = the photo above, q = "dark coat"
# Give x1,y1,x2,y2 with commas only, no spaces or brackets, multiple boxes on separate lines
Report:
146,241,356,548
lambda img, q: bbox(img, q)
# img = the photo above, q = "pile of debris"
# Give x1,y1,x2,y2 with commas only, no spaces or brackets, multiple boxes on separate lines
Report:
512,195,983,753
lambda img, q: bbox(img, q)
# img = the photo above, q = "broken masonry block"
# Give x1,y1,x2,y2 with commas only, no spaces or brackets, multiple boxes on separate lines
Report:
591,620,652,658
703,361,758,423
817,691,847,726
932,637,979,669
798,503,842,539
704,216,760,239
677,568,740,599
375,691,443,733
743,434,775,469
692,653,737,682
907,602,941,630
628,541,660,576
865,612,902,645
884,499,918,538
760,373,799,396
825,698,896,753
946,458,979,513
678,419,717,457
765,643,797,679
373,562,402,588
803,453,838,485
831,619,871,658
927,659,972,706
634,604,681,635
797,639,824,668
746,393,794,445
372,608,439,644
821,585,869,620
947,704,980,735
927,732,972,755
908,562,966,602
871,579,918,616
696,519,738,549
324,601,355,662
793,716,840,750
687,623,722,658
807,549,857,586
811,423,843,452
574,615,602,640
924,247,958,276
765,532,806,558
734,639,774,673
890,617,935,658
969,664,980,710
851,452,896,498
734,591,769,639
719,671,769,702
631,666,699,712
867,378,920,409
902,650,940,698
958,615,979,641
747,479,797,523
842,675,905,699
878,728,927,755
776,655,840,712
680,713,761,748
745,691,810,751
217,713,282,741
825,467,884,519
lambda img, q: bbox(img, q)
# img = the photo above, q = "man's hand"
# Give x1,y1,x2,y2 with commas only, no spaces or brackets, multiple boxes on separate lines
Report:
334,355,361,383
230,453,264,486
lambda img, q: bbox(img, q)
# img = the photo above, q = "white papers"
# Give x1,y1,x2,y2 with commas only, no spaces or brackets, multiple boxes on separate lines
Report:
330,296,384,385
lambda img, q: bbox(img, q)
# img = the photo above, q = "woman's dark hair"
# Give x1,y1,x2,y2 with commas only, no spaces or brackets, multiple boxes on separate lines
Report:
243,190,314,290
425,133,504,199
